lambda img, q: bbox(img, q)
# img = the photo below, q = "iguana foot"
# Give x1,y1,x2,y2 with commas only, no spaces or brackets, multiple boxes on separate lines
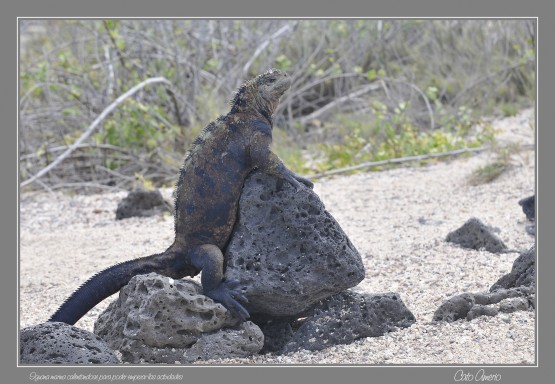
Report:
204,278,250,322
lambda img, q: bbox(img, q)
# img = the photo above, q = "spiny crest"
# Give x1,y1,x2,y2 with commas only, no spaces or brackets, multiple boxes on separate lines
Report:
229,68,285,109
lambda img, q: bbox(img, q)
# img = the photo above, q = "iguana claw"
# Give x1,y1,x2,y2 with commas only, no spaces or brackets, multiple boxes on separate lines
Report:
205,279,250,322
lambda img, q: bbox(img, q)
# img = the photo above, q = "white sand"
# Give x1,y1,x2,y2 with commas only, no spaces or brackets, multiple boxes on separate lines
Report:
19,109,536,364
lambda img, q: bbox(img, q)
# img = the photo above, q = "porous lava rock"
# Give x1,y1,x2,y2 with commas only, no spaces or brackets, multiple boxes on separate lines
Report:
433,293,476,322
433,247,535,322
20,322,119,364
94,273,263,363
282,291,416,353
224,172,365,317
466,304,499,321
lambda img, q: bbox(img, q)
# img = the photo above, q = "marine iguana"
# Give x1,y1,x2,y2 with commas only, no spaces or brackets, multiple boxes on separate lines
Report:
49,69,313,325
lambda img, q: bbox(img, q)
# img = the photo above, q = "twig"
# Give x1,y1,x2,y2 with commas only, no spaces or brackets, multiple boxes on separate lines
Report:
104,45,115,98
277,72,365,117
103,20,128,71
35,178,56,197
21,77,172,188
96,165,137,181
20,143,132,161
297,83,382,126
381,76,435,131
164,84,184,127
452,60,533,106
241,23,297,79
48,182,128,192
307,146,491,179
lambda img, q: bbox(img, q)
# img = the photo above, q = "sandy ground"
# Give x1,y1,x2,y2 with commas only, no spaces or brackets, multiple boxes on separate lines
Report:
19,109,536,364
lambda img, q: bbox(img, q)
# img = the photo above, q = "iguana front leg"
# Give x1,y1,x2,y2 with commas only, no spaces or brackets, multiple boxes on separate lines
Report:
250,131,314,190
262,151,314,190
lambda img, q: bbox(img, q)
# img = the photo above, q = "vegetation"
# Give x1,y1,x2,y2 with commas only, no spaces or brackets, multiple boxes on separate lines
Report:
19,19,535,191
311,104,496,173
467,143,526,186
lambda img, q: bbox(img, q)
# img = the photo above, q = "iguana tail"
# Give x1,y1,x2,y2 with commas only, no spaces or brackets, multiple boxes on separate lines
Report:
49,247,191,325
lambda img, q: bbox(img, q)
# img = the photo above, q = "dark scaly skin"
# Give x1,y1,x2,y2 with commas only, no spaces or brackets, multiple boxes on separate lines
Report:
49,69,313,325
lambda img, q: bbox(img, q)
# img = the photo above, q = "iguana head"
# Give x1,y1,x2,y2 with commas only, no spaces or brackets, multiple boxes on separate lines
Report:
254,68,291,104
230,69,291,120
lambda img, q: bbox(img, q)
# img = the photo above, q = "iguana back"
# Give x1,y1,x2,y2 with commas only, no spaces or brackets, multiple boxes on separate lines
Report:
49,69,313,325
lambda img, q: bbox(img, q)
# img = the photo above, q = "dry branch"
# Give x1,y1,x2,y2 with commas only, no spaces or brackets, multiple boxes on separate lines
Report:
381,77,435,131
297,82,382,126
241,23,297,80
21,77,172,188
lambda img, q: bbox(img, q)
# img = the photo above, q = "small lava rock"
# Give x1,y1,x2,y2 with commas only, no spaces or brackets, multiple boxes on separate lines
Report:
519,195,535,221
466,304,499,321
282,291,416,353
498,297,530,313
20,322,119,364
433,293,476,322
115,189,171,220
446,217,507,253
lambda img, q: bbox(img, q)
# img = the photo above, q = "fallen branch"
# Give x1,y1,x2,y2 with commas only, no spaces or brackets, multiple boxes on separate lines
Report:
20,143,132,161
21,77,172,188
306,145,532,179
48,182,128,192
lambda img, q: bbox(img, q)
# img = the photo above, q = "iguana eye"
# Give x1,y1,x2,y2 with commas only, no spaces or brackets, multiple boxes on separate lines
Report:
267,77,277,83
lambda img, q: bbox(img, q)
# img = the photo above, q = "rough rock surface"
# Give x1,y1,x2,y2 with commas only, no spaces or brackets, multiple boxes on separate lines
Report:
434,246,535,322
466,305,498,321
433,287,534,322
258,320,295,354
224,172,365,317
490,246,535,291
20,322,119,364
446,217,508,253
94,273,263,363
272,291,415,354
115,189,171,220
433,293,476,322
498,297,530,313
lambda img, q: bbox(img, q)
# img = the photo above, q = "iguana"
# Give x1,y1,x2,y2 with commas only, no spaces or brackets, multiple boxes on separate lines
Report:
49,69,313,325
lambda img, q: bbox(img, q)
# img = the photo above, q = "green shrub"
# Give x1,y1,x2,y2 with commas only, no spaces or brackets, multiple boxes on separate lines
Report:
311,102,495,174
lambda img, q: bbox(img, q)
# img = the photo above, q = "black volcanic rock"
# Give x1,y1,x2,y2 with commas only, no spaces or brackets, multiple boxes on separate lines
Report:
20,322,119,364
519,195,535,221
446,217,507,253
115,189,171,220
224,172,365,317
